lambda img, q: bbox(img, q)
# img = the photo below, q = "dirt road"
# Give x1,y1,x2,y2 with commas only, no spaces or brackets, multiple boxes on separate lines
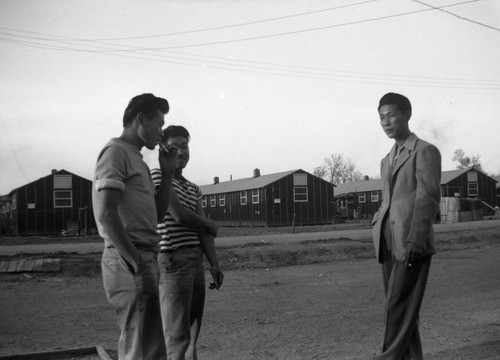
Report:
2,219,499,256
0,221,499,359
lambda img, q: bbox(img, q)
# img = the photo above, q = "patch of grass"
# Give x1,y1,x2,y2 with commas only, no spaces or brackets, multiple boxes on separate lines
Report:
215,240,375,270
0,235,102,246
0,221,372,246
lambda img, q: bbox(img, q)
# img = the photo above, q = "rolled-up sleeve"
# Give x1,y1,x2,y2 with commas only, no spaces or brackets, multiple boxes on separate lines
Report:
95,178,125,192
94,144,126,193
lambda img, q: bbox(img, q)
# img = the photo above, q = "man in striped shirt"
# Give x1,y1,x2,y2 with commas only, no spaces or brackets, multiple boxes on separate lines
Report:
152,125,223,360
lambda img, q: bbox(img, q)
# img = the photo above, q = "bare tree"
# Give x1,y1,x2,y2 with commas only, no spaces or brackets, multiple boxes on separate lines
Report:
313,166,327,180
452,149,482,170
314,153,363,185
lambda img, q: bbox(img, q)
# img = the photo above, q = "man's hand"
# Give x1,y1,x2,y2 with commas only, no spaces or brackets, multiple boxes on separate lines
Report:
209,265,224,290
404,242,423,267
158,144,178,175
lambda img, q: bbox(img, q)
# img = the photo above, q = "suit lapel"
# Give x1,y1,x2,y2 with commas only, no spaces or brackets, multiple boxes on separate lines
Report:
382,133,420,201
391,133,418,177
392,147,410,176
382,155,391,185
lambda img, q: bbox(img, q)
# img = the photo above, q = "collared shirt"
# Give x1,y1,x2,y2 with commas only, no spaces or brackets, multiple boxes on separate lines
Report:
389,133,413,172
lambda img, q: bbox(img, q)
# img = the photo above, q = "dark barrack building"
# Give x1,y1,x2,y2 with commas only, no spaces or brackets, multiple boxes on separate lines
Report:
334,167,498,221
0,169,96,235
199,169,336,227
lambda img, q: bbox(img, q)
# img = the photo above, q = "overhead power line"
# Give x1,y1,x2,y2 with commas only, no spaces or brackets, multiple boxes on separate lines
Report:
85,0,381,41
1,33,499,89
2,27,498,89
411,0,500,33
84,0,482,52
3,1,477,52
163,50,499,85
1,0,498,89
0,0,484,55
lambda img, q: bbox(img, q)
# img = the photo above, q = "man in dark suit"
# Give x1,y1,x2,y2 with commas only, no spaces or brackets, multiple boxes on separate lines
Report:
371,93,441,360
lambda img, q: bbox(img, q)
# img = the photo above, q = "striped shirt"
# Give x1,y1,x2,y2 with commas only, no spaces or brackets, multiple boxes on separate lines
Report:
151,168,202,252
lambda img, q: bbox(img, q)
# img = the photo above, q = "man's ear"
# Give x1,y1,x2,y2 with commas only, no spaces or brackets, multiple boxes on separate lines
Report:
404,110,412,121
136,112,146,124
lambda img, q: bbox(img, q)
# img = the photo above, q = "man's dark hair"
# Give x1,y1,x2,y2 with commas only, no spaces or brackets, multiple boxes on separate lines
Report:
123,93,170,127
378,92,412,115
162,125,190,142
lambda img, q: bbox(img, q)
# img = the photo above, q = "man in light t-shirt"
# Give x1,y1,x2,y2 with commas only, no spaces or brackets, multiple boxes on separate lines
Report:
92,93,177,360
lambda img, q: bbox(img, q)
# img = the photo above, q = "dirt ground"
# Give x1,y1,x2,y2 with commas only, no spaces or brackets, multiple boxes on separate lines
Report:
0,223,499,359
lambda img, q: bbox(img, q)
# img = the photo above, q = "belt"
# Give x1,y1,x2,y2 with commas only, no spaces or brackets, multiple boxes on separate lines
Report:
161,244,200,254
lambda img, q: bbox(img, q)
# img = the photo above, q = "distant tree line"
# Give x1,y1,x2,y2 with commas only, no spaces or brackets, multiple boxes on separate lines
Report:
313,153,363,185
452,149,482,170
314,149,487,186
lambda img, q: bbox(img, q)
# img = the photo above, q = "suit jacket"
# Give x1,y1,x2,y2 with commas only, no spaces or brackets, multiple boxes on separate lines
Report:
372,133,441,263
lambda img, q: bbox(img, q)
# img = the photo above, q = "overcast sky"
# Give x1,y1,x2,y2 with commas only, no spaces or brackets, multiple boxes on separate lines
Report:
1,0,499,195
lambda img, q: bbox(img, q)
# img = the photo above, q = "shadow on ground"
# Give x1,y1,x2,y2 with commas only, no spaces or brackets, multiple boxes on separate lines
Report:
426,340,500,360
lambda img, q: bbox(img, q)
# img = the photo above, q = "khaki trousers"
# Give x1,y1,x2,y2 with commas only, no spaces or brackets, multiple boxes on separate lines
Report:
158,246,205,360
102,247,166,360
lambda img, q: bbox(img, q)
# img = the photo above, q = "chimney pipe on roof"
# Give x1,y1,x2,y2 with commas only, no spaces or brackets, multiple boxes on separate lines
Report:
253,168,260,178
214,176,219,184
363,175,370,181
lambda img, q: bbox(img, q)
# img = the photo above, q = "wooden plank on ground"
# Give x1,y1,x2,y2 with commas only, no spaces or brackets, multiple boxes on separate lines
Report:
95,346,114,360
0,346,113,360
0,258,61,273
0,346,96,359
